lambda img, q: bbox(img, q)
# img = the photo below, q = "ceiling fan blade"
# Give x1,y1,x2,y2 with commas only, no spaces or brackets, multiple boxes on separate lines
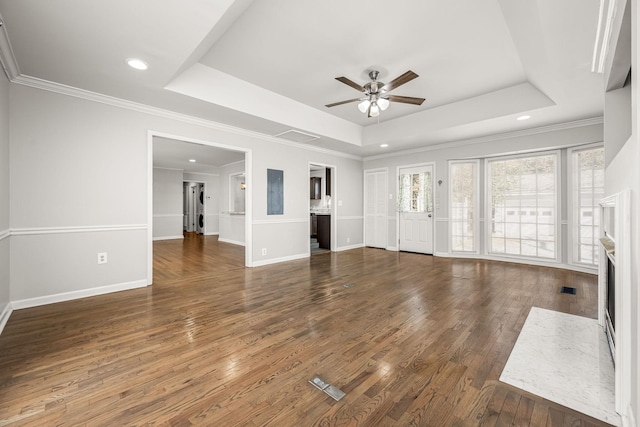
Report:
325,98,361,108
382,71,419,92
387,95,425,105
335,76,364,92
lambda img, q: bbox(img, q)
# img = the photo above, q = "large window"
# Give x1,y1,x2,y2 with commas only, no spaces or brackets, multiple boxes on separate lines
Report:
487,153,558,260
571,146,604,265
449,161,479,252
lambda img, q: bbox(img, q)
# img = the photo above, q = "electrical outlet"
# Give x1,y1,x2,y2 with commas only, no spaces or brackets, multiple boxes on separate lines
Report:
261,248,267,256
389,193,393,199
338,200,343,206
97,252,108,264
347,237,350,243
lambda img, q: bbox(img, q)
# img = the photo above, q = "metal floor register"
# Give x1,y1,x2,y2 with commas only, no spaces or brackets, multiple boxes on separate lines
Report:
309,376,346,401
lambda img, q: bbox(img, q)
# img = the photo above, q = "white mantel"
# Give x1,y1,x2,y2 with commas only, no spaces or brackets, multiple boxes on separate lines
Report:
598,190,632,419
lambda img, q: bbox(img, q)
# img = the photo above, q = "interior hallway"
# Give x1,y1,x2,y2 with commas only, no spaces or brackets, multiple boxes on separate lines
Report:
0,236,611,426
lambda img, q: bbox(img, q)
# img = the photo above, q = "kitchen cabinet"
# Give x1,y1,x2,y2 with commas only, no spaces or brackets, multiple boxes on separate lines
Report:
310,177,321,199
317,215,331,249
325,168,331,196
310,214,317,236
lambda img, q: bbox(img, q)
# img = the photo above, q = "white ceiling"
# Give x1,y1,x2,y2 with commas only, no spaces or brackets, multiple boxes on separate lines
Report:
0,0,604,158
153,137,244,174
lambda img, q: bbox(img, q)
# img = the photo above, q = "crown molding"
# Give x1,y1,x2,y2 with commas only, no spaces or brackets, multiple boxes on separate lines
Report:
0,15,19,80
7,71,603,165
183,171,220,177
11,74,362,161
363,117,604,161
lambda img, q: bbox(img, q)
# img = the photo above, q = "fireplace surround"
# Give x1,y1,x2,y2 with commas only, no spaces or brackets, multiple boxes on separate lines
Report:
598,190,631,418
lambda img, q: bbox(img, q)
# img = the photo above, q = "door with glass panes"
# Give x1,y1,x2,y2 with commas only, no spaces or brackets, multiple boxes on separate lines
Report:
398,165,434,254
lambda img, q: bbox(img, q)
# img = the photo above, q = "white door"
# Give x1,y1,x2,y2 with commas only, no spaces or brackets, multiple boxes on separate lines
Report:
184,184,197,232
399,165,434,254
365,169,387,248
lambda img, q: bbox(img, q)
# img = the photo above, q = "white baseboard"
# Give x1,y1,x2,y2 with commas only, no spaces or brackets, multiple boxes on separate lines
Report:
205,232,220,236
11,279,148,310
252,252,308,267
152,235,184,241
0,301,12,336
386,246,399,252
335,243,365,252
218,238,245,246
430,252,597,275
622,406,636,427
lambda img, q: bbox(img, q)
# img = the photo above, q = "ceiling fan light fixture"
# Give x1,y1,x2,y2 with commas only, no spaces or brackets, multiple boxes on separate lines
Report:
378,97,390,111
369,102,380,117
358,99,371,113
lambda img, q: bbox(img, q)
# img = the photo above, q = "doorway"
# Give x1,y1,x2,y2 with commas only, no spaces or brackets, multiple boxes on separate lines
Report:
397,164,434,254
149,132,252,285
309,163,336,253
183,182,205,234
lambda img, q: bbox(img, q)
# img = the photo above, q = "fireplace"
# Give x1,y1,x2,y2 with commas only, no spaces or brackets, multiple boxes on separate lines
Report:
604,249,615,361
598,189,631,417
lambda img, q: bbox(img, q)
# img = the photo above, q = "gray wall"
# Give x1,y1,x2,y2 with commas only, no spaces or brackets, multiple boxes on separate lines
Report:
0,72,10,323
8,83,364,305
153,168,184,240
363,123,603,268
219,161,245,245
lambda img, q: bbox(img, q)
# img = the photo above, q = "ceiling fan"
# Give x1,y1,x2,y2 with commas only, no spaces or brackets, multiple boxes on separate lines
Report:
325,70,425,118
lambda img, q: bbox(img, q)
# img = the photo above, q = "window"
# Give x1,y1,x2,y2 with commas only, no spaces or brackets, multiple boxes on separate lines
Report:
398,171,432,213
449,161,479,252
487,153,558,260
571,146,604,265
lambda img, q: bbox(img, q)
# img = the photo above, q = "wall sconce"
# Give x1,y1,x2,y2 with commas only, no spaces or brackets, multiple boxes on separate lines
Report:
240,182,246,190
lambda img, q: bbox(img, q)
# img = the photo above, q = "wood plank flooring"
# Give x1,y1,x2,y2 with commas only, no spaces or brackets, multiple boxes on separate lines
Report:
0,234,613,426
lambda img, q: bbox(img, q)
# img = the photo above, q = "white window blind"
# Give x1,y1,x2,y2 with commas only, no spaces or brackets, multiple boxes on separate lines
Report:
450,161,478,252
487,153,558,260
571,146,604,265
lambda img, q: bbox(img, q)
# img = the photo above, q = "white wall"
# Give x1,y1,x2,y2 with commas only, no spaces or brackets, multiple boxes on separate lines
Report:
8,83,364,305
183,172,220,236
219,161,245,245
0,72,10,329
604,85,632,166
605,1,639,420
363,123,603,268
153,168,184,240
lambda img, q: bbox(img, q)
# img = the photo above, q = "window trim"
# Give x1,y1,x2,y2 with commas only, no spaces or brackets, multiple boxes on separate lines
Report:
567,143,604,268
448,159,480,254
484,150,561,263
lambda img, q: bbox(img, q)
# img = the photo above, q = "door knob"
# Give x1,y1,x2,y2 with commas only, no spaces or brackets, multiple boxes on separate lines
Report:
428,213,432,218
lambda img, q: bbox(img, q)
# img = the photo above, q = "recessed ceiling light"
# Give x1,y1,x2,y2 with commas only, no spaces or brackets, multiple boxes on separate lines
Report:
126,58,148,70
517,115,531,121
380,144,389,148
188,159,196,163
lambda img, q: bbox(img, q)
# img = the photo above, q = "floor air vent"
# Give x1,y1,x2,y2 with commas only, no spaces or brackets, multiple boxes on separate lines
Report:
560,286,577,295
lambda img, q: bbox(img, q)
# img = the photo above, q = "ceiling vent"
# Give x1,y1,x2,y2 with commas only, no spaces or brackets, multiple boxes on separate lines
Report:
274,130,320,144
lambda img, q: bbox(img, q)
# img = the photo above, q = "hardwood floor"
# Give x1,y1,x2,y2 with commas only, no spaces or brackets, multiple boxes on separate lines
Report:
0,234,612,426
